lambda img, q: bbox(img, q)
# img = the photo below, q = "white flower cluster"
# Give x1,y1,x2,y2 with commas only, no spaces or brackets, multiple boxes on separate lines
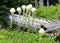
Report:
31,7,36,13
26,4,33,10
39,28,45,34
22,5,26,10
10,8,15,13
17,7,21,12
10,4,36,15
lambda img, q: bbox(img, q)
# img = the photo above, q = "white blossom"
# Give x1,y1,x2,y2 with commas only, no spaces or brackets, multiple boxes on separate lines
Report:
21,5,26,10
39,28,45,34
31,7,36,13
17,7,21,12
10,8,15,13
26,5,29,9
26,4,33,10
28,4,33,9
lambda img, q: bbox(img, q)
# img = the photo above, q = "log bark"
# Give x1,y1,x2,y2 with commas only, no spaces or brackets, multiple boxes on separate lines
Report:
6,14,60,32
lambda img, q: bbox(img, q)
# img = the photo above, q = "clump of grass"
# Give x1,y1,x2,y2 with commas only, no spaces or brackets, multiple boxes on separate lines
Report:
0,29,59,43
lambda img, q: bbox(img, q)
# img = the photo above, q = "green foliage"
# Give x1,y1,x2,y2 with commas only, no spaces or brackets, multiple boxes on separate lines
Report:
0,0,21,8
0,29,59,43
34,4,60,20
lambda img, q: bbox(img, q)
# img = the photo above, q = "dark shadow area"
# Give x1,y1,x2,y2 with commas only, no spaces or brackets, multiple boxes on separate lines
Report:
49,0,59,5
55,35,60,43
43,0,59,6
44,0,47,6
41,25,47,30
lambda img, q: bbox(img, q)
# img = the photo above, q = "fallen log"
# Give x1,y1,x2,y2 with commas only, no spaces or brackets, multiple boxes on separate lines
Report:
5,13,60,33
8,14,49,29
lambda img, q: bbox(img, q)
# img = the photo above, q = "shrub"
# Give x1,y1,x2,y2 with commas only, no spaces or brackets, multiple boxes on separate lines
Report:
34,4,60,20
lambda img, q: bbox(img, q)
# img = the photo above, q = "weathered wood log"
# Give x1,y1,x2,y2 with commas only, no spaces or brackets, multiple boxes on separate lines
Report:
5,14,60,33
44,20,60,32
6,14,48,29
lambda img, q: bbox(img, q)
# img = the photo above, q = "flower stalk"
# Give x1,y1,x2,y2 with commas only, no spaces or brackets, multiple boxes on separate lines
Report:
31,7,36,27
26,4,33,26
17,7,21,30
21,5,26,43
9,8,15,30
22,5,26,16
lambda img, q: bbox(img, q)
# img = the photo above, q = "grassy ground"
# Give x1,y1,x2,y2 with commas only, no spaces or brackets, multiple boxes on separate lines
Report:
0,29,59,43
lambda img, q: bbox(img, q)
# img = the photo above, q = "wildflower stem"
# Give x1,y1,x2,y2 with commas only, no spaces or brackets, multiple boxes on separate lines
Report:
23,10,25,16
17,12,21,31
9,13,14,30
